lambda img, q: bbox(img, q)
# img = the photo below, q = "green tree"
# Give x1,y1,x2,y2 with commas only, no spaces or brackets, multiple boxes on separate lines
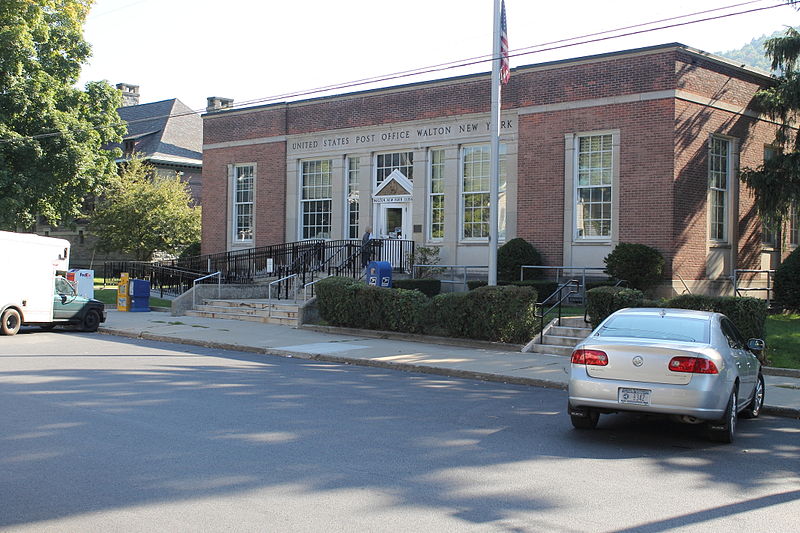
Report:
0,0,124,230
740,13,800,254
91,158,201,261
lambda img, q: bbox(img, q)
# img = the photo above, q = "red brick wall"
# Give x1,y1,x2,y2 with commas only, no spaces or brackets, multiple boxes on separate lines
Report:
201,142,287,255
517,99,675,269
672,62,778,281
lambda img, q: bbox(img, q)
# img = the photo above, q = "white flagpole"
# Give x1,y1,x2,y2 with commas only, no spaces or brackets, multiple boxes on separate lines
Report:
488,0,502,286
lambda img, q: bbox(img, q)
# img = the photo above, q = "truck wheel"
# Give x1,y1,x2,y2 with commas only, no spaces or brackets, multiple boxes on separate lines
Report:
1,309,21,336
82,310,101,332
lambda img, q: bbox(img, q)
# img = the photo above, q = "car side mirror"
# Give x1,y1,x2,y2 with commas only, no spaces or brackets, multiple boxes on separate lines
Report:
747,338,765,352
60,294,68,304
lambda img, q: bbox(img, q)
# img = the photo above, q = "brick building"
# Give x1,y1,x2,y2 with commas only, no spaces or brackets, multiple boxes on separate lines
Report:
201,43,798,295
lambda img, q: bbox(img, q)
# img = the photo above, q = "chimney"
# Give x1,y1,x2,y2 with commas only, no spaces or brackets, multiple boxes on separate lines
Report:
206,96,234,113
116,83,140,106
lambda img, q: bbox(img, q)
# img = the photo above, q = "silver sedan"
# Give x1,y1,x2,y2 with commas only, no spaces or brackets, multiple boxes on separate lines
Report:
568,308,765,443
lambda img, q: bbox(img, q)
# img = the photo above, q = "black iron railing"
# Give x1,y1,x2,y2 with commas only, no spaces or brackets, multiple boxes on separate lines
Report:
102,262,210,298
537,279,581,343
104,238,415,298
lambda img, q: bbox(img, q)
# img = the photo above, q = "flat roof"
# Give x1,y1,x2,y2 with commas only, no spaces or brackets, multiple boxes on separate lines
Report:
203,42,775,119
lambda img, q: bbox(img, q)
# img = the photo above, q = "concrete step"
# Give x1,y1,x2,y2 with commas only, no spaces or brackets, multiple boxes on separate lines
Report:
196,304,298,319
526,342,573,357
549,325,592,339
203,299,303,310
557,316,591,328
541,334,585,347
185,309,296,326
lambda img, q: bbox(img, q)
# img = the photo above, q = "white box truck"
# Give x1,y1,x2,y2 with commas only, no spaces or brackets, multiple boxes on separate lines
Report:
0,231,106,335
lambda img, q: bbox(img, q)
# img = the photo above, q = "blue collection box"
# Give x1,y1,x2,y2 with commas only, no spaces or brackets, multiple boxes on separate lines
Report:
130,279,151,312
366,261,392,287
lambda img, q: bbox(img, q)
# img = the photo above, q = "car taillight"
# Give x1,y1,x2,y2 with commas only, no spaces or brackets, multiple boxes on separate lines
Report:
571,349,608,366
668,356,719,374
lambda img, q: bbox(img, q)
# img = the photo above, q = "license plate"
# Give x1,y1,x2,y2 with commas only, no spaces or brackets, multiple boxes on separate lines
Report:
618,387,651,406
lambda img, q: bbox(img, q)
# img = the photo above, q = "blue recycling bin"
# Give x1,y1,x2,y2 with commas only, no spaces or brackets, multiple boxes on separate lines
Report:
130,279,151,312
366,261,392,287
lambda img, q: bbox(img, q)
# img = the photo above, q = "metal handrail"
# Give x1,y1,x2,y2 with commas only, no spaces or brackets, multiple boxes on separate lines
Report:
732,269,776,307
536,279,580,343
520,265,605,304
192,271,221,308
414,264,488,292
303,279,320,301
268,274,298,317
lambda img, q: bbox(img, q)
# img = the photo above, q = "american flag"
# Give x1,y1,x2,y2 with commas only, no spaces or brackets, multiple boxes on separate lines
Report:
500,0,510,85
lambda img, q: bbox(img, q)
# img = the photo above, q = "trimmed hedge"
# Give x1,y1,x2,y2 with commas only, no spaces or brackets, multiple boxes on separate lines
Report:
498,238,543,281
585,287,767,341
393,278,441,297
775,246,800,311
468,279,559,298
585,286,645,328
604,242,664,291
316,276,427,333
665,294,767,341
317,277,539,344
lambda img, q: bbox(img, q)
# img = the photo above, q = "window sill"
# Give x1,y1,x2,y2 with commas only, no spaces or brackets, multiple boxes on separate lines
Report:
572,239,612,246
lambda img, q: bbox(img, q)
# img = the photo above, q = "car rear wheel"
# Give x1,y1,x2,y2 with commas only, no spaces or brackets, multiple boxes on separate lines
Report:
569,404,599,430
81,309,101,332
1,308,21,336
708,386,737,444
741,374,765,419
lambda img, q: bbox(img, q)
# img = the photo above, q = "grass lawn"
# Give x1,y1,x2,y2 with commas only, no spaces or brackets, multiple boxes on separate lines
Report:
93,287,172,308
765,313,800,370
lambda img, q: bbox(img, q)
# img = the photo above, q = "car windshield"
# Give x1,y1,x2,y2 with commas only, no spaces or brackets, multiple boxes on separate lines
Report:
596,314,709,343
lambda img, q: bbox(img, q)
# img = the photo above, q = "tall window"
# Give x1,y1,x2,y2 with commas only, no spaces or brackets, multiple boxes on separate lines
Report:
376,151,413,186
461,144,506,240
347,157,360,239
300,159,332,240
709,137,730,242
791,204,799,247
575,134,612,239
429,149,445,240
233,164,254,242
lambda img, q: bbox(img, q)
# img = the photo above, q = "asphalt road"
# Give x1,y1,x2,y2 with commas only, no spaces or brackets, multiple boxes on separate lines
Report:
1,329,799,532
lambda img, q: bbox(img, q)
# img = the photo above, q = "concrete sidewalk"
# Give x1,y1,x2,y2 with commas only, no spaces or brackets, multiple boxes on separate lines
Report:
98,309,800,418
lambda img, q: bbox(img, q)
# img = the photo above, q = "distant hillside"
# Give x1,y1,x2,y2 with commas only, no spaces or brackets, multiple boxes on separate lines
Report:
715,29,790,73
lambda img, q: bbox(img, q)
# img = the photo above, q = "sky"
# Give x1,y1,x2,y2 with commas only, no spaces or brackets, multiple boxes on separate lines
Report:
77,0,800,112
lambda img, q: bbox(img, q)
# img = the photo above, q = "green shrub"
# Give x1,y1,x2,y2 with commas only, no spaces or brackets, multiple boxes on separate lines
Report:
393,278,441,297
461,285,539,343
603,242,664,291
775,247,800,311
586,286,645,328
666,294,767,341
497,238,543,281
467,279,558,299
316,276,427,332
408,245,445,279
424,292,471,338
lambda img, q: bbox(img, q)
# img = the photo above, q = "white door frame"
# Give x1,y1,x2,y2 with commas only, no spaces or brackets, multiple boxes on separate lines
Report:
375,201,411,239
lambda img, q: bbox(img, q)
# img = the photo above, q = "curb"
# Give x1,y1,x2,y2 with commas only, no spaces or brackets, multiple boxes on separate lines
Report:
299,324,524,352
97,327,800,420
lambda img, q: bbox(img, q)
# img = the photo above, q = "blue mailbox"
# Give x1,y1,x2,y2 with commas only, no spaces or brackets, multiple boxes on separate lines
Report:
130,279,151,312
366,261,392,287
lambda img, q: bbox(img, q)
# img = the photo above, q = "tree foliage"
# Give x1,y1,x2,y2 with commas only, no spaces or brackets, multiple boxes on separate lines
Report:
0,0,124,230
740,14,800,231
91,158,201,261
